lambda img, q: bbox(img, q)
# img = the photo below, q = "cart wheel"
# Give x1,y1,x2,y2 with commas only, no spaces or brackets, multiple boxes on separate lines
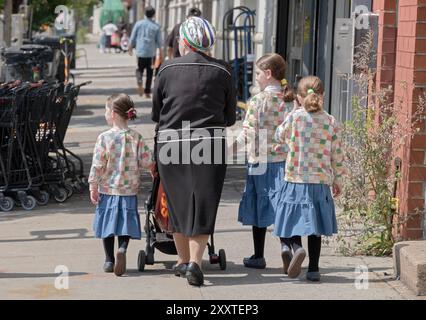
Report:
21,196,37,211
54,188,68,203
138,250,146,272
81,176,88,187
36,191,50,206
219,249,227,271
64,184,74,198
73,181,83,193
0,197,14,212
79,181,87,192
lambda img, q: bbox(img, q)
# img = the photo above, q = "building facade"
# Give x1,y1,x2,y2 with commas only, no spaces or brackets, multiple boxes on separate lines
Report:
143,0,425,240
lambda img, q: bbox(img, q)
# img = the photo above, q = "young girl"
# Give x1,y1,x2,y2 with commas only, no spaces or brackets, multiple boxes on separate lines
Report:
89,94,154,277
234,53,295,269
274,76,345,281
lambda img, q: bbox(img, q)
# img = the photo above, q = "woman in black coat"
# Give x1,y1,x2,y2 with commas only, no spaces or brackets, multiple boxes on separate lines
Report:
152,16,236,286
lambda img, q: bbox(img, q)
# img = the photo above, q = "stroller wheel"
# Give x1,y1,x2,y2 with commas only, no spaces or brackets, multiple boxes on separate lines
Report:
54,188,68,203
138,250,146,272
36,191,50,206
21,195,37,211
0,197,14,212
219,249,227,271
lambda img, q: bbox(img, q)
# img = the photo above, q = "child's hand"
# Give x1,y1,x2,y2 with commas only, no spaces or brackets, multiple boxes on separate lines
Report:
90,190,99,205
332,183,342,198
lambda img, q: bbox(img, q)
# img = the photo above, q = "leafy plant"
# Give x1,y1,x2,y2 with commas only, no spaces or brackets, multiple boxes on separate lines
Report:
335,31,426,256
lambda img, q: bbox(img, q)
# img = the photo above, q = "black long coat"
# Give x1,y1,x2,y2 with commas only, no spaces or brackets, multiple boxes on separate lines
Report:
152,51,237,237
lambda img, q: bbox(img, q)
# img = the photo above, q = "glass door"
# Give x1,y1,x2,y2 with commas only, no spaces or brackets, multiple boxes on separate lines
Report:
286,0,317,87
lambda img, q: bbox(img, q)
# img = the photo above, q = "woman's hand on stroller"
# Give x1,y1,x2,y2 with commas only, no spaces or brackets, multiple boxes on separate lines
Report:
90,189,99,205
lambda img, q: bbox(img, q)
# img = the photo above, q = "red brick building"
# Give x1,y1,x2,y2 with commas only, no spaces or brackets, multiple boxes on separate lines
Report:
374,0,426,240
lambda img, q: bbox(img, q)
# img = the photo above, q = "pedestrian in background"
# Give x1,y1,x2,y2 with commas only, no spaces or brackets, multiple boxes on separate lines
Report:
102,21,118,53
129,5,163,98
166,7,202,59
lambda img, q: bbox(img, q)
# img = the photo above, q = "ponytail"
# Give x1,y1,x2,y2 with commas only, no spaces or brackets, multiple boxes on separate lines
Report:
280,79,295,103
297,76,324,113
304,89,322,113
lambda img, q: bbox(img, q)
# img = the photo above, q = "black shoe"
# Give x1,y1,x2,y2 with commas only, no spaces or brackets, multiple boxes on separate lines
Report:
185,262,204,286
243,255,266,269
103,262,114,273
173,263,189,277
306,271,321,282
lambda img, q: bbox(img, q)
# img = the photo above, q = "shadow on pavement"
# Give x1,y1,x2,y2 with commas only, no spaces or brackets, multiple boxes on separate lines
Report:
0,228,93,243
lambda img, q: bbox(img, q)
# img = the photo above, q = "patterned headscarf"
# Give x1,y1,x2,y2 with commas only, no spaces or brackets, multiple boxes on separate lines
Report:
179,17,216,52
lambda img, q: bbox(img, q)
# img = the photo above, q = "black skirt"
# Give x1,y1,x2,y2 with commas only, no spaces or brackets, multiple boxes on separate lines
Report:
156,136,227,237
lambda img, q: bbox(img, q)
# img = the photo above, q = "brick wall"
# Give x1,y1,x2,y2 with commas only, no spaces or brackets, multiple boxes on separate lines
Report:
374,0,398,90
374,0,426,240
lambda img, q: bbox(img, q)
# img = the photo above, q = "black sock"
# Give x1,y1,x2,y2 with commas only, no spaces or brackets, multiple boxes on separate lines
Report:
290,236,302,252
103,237,115,263
308,235,322,272
118,236,130,250
280,238,292,250
253,226,267,259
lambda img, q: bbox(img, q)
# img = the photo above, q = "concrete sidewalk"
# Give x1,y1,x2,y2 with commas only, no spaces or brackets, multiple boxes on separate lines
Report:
0,42,422,300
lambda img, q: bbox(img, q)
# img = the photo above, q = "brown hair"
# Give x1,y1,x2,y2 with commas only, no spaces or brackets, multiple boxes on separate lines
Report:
256,53,295,103
106,93,137,120
297,76,324,113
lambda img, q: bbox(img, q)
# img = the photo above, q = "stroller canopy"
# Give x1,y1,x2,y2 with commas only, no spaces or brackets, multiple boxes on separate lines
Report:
100,0,127,27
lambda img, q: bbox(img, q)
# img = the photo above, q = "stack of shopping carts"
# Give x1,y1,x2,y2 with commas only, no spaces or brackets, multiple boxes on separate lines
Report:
0,45,54,83
0,80,91,212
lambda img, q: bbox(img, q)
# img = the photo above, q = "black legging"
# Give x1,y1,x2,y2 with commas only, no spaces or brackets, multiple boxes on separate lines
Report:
103,236,130,263
252,226,267,258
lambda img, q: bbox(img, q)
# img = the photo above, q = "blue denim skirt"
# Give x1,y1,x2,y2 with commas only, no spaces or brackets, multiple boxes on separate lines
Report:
93,194,142,240
238,162,286,228
273,182,338,238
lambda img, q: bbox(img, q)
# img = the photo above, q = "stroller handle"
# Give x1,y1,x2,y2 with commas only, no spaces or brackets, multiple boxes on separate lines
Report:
75,81,92,88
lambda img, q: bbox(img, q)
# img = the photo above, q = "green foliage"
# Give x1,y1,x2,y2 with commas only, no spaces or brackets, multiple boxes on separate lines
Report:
335,31,426,256
29,0,100,31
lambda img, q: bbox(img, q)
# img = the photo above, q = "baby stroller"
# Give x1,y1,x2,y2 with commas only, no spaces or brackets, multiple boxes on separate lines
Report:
137,175,227,272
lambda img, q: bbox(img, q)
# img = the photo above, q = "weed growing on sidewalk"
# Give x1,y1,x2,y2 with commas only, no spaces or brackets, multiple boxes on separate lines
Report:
335,31,426,256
